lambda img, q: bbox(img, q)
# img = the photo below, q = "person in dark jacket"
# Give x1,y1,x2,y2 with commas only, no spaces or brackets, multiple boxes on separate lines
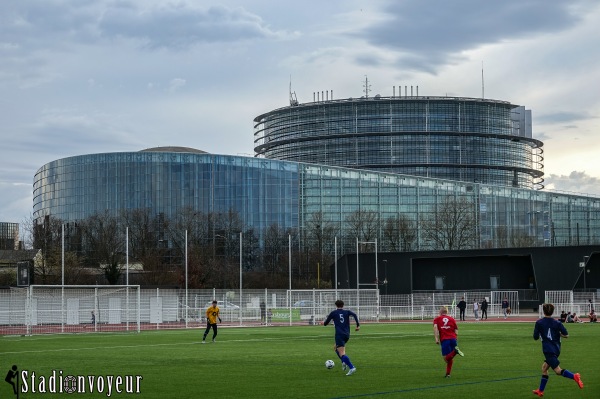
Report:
481,298,488,320
456,297,467,321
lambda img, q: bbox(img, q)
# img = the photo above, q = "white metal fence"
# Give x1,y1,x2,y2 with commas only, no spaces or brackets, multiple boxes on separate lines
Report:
1,286,573,335
541,290,597,319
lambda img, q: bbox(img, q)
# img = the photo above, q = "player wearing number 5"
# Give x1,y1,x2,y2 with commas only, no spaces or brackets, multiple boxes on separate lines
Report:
532,303,583,397
323,300,360,376
433,306,464,378
202,300,222,343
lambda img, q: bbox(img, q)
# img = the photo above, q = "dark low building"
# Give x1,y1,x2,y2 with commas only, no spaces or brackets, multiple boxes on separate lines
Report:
335,245,599,306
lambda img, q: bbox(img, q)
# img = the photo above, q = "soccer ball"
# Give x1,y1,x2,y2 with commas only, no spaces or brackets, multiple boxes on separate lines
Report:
325,359,335,369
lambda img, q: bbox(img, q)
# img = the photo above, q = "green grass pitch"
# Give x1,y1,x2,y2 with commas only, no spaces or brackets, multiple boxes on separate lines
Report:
1,322,597,398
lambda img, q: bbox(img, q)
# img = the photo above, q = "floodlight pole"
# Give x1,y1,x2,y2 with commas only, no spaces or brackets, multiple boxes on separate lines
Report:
289,234,292,326
582,255,590,291
126,226,129,331
239,231,243,326
126,227,129,285
61,224,65,285
185,229,188,328
61,223,65,333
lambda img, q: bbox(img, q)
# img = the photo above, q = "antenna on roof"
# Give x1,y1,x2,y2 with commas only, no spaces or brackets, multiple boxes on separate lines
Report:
481,61,485,99
289,76,298,106
363,75,371,98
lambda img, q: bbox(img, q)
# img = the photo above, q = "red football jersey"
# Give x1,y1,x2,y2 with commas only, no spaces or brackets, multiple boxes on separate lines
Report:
433,315,458,341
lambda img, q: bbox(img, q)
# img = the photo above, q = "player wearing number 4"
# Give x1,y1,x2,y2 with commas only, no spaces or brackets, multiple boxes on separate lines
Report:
532,303,583,397
433,306,464,378
323,300,360,376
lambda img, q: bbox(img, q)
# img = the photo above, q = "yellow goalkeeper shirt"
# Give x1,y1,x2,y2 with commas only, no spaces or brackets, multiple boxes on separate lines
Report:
206,305,220,324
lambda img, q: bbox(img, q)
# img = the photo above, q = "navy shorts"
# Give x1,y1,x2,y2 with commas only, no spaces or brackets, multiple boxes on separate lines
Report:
440,339,457,356
335,334,350,348
543,352,560,369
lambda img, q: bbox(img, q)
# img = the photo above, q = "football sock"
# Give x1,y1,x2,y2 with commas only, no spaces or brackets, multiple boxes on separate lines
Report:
341,355,354,369
539,375,549,391
444,352,455,362
561,369,574,379
446,358,453,375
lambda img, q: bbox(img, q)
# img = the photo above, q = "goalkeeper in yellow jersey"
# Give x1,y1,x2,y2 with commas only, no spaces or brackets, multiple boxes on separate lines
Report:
202,300,221,343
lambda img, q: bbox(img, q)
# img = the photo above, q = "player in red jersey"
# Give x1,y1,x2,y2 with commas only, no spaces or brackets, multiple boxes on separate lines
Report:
433,306,464,378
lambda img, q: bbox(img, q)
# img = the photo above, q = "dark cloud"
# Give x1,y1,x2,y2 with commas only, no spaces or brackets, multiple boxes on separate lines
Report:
358,0,584,72
0,1,288,53
0,1,100,48
98,3,287,49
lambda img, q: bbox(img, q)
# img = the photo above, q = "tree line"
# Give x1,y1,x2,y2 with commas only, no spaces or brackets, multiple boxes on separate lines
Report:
9,196,538,288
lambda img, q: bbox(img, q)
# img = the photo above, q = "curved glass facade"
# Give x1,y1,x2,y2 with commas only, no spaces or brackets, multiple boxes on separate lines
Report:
254,96,543,189
33,152,299,233
33,150,600,255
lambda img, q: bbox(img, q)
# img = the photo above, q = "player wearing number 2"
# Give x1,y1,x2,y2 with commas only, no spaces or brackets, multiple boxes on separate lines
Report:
323,300,360,376
532,303,583,397
433,306,464,378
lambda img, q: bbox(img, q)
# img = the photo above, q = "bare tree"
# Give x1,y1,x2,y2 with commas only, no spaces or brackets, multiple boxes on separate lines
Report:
46,249,91,284
20,214,37,250
121,208,160,261
382,215,416,252
420,196,477,250
263,224,288,275
510,228,536,247
138,248,178,286
345,210,379,250
495,225,508,248
81,211,124,284
32,215,63,284
305,212,337,272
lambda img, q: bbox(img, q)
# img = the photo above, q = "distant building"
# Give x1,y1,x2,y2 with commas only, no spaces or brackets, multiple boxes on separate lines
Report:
254,95,542,189
0,222,19,250
30,87,600,292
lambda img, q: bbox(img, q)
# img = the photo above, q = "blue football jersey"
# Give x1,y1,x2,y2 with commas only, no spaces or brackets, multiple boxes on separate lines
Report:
533,317,568,355
324,309,359,336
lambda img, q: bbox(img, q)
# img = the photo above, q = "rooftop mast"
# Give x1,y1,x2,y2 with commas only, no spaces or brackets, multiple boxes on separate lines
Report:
363,75,371,98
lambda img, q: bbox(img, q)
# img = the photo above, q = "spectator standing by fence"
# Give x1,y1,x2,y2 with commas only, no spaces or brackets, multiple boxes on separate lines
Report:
481,298,488,320
457,297,466,321
473,301,479,321
502,297,510,319
260,301,266,325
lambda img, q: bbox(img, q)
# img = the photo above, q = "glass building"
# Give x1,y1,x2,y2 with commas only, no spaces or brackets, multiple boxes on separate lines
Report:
33,149,299,240
254,96,543,190
33,148,600,255
0,222,19,250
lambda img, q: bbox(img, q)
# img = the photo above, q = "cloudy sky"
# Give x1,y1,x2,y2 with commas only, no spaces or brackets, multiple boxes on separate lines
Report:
1,0,600,228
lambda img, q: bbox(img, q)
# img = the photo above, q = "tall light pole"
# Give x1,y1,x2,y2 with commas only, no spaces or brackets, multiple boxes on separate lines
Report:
126,227,129,286
582,256,590,291
185,229,188,328
289,234,292,326
239,231,243,326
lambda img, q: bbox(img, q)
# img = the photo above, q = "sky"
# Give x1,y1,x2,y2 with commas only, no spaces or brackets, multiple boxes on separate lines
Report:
1,0,600,229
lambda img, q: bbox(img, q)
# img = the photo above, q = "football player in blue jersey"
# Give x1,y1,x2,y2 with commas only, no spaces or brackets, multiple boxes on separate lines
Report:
323,300,360,376
532,303,584,396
